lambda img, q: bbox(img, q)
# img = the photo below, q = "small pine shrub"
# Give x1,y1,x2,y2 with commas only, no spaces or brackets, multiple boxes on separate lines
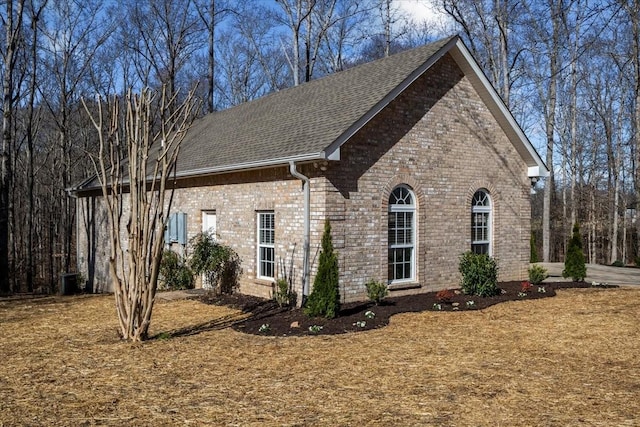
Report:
562,223,587,281
611,260,624,268
528,265,548,285
436,289,455,303
305,219,340,318
159,250,194,290
530,232,539,263
273,278,294,308
365,279,388,305
189,232,242,294
458,251,500,297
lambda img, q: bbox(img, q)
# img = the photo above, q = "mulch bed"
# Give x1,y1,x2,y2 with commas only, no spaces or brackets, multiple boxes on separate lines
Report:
200,280,615,337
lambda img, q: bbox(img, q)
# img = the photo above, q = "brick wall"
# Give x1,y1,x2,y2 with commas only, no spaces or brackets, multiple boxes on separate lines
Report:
324,52,530,301
77,52,531,304
77,166,325,301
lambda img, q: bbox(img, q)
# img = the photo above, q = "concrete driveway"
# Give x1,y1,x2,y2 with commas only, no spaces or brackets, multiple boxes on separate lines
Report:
535,262,640,287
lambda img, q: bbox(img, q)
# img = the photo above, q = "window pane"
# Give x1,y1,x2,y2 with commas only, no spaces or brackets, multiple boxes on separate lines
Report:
388,186,415,283
260,247,274,278
471,195,491,254
473,190,489,207
472,243,489,255
258,212,275,278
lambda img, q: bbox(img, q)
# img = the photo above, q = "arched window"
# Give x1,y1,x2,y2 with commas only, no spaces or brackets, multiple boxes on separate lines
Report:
388,185,416,283
471,190,491,255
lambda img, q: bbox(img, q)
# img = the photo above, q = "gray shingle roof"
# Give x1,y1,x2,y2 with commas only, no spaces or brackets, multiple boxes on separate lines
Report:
73,34,547,194
174,36,457,176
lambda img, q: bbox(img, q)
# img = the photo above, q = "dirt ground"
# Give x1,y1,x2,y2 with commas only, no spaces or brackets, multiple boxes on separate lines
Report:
1,285,639,426
210,281,609,337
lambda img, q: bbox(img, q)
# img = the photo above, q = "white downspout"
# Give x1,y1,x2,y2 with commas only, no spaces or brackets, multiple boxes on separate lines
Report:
289,161,310,305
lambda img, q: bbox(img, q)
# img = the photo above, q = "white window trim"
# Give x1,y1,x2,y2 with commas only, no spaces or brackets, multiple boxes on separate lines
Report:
388,186,416,284
471,190,492,256
201,211,217,290
201,210,217,238
257,211,275,280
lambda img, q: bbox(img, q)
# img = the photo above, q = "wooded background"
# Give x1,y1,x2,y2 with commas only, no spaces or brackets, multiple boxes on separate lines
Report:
0,0,637,293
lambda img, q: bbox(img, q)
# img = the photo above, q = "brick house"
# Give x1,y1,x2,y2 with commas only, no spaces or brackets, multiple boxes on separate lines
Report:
74,35,548,303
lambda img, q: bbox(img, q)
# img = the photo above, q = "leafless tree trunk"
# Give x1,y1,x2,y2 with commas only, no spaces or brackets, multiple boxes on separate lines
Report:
23,0,46,291
1,0,24,293
382,0,391,57
540,0,563,262
441,0,521,107
624,0,640,260
125,0,203,102
276,0,315,86
195,0,230,113
82,86,198,341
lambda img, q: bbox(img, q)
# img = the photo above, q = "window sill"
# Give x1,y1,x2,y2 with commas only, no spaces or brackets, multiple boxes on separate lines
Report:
388,282,421,291
253,278,275,287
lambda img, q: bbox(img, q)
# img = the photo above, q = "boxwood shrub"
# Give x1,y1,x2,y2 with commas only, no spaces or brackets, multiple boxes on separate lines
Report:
458,251,500,297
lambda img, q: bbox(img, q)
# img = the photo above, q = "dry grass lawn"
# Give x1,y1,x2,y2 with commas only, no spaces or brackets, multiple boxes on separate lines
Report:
1,287,639,426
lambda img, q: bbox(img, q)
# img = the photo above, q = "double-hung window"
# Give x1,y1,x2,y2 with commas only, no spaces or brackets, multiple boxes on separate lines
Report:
471,190,491,255
388,186,416,283
257,212,275,279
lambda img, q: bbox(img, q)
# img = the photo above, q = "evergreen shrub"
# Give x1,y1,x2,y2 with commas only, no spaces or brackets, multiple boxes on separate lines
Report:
527,265,548,285
562,223,587,281
530,232,539,263
305,219,340,318
458,251,500,297
365,279,388,305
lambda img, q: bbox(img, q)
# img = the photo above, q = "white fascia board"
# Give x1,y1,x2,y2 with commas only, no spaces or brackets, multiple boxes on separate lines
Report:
451,39,550,178
172,152,325,179
323,37,460,157
324,147,340,161
528,166,543,178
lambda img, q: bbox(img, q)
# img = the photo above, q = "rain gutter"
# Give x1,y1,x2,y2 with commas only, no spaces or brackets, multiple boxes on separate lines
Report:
289,161,310,305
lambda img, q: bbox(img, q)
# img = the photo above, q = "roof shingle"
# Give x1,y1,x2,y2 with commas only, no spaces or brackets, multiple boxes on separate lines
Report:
175,36,456,176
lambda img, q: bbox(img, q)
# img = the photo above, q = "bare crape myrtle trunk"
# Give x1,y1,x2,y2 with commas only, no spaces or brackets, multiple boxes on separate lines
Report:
83,86,199,341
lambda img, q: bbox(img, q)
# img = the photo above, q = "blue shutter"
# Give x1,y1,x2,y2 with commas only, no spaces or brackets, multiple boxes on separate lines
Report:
169,213,178,243
177,212,187,245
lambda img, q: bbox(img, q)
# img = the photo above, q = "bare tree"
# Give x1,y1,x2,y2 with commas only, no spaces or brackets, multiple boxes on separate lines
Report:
123,0,204,102
231,1,289,95
195,0,231,113
38,0,112,279
441,0,524,107
21,0,47,291
619,0,640,261
372,0,412,58
275,0,363,85
316,0,367,73
521,0,567,262
275,0,316,86
0,0,25,293
82,86,199,341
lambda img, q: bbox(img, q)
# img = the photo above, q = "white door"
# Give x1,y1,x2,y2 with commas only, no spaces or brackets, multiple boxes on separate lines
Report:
202,211,216,237
201,211,216,289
